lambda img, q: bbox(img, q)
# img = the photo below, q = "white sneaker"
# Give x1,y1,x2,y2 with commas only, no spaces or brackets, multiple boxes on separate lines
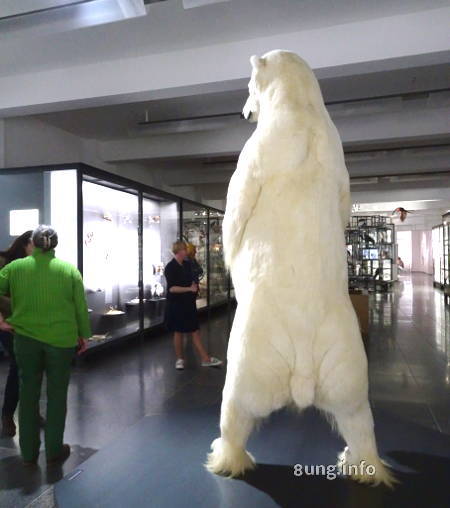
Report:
201,356,223,368
175,359,185,370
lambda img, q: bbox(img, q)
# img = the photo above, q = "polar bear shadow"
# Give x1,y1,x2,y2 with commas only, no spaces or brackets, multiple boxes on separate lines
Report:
237,450,450,508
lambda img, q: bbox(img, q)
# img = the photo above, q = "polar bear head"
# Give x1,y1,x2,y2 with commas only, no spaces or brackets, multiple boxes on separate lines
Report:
242,50,326,123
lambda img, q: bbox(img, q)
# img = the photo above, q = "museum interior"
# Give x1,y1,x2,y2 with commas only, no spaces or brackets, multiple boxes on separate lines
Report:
0,1,449,507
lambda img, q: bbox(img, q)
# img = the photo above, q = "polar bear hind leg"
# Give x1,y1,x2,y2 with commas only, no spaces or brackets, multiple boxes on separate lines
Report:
315,310,397,488
206,297,292,477
333,402,397,488
205,398,256,477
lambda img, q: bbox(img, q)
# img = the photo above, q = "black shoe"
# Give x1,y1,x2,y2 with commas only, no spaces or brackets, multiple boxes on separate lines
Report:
47,444,71,465
1,415,16,437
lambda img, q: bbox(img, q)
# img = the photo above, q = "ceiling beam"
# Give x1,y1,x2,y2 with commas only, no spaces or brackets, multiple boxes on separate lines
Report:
99,103,450,162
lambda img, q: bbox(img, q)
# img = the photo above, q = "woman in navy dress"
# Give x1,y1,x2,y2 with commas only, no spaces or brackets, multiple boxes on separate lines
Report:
164,241,222,370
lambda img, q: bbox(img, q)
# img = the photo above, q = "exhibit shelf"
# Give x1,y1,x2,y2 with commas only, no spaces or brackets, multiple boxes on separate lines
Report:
0,163,231,354
346,215,397,291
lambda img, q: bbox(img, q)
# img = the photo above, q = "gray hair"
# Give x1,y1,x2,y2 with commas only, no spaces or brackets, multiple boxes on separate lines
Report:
32,225,58,252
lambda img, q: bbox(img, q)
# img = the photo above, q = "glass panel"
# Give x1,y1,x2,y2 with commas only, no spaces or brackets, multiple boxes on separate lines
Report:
182,203,208,310
142,195,179,329
445,225,449,287
0,170,77,265
209,212,228,305
82,181,139,344
432,227,440,284
49,170,78,266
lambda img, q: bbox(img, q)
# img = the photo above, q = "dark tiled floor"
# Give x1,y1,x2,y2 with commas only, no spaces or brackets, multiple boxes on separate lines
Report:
367,274,450,434
1,274,449,507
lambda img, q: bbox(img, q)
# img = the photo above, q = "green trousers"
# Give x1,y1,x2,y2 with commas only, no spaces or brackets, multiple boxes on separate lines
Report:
14,334,75,462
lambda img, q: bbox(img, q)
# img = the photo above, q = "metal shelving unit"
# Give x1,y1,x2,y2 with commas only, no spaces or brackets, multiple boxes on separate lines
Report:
346,215,397,291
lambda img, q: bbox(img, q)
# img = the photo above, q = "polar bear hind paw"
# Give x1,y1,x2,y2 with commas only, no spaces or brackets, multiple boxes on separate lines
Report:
205,438,256,477
337,447,398,489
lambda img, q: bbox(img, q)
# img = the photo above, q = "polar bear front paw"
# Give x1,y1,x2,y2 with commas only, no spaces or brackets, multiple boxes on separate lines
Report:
205,438,256,477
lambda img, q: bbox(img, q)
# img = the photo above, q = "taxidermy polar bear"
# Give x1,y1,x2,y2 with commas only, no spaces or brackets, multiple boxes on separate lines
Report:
206,50,395,487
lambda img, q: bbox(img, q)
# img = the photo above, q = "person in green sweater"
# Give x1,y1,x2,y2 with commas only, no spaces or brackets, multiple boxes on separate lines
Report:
0,225,92,466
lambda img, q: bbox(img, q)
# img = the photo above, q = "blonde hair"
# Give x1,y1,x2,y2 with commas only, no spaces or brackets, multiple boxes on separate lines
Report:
186,243,196,257
172,240,187,254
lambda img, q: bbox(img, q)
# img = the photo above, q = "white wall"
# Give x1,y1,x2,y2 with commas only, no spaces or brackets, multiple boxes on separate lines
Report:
397,229,434,275
397,230,412,272
0,116,199,202
4,116,82,167
0,119,5,167
411,230,433,275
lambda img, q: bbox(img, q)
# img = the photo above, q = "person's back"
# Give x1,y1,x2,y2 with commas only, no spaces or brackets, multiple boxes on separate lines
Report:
5,249,88,347
0,225,91,465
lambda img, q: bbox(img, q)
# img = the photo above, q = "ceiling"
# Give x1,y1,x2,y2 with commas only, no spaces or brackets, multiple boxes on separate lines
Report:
1,0,449,214
31,64,450,141
1,0,448,77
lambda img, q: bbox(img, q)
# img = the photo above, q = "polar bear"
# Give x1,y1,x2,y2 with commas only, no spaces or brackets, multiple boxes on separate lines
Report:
206,50,395,487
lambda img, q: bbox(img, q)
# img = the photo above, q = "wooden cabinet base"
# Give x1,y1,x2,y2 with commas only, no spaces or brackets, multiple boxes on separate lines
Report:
350,293,369,337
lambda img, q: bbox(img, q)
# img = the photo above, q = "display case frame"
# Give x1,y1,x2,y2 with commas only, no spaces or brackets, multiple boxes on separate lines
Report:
432,223,449,291
0,163,230,352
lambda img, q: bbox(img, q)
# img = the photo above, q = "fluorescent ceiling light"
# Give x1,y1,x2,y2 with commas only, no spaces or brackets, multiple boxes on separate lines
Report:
0,1,81,18
0,0,146,37
132,112,242,136
352,200,441,213
183,0,230,9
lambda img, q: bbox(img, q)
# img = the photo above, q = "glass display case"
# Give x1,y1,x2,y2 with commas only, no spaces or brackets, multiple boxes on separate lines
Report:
346,215,397,290
82,180,140,345
182,203,209,310
0,169,78,266
432,224,449,289
209,211,228,306
143,193,179,328
0,164,231,352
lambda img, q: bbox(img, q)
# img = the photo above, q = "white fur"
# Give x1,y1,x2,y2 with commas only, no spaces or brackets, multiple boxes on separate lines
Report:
205,50,396,488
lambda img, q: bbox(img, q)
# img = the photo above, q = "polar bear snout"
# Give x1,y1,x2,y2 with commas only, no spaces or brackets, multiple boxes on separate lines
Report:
242,95,259,123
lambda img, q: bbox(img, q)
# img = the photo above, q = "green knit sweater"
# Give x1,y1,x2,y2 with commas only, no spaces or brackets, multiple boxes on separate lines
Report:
0,248,91,347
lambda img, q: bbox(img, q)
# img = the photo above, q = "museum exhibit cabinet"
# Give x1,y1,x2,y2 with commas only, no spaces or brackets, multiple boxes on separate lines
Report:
432,223,449,290
208,212,229,306
182,202,209,310
0,164,230,352
142,191,179,329
346,215,397,290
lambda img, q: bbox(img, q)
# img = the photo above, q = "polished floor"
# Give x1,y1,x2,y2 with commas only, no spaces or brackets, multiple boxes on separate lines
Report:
0,273,449,507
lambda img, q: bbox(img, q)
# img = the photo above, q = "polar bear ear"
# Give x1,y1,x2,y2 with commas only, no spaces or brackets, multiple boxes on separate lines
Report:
250,55,265,70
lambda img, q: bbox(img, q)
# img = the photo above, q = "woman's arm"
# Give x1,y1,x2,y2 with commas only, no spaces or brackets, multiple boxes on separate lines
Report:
0,295,11,319
0,264,10,298
0,267,13,331
0,312,13,332
165,261,197,294
169,284,197,294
